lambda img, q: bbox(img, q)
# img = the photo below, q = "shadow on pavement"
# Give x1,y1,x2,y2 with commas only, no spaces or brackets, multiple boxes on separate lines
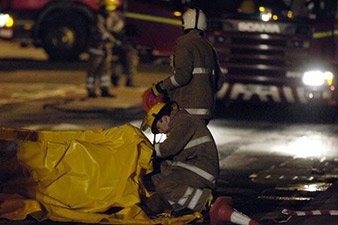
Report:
0,58,87,71
215,100,338,124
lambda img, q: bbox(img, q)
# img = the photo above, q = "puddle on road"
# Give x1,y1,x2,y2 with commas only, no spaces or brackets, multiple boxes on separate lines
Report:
257,182,331,202
275,182,332,192
322,174,338,179
258,196,313,201
249,172,338,183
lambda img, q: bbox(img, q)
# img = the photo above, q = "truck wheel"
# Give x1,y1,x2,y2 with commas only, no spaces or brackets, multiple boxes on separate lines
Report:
41,13,88,61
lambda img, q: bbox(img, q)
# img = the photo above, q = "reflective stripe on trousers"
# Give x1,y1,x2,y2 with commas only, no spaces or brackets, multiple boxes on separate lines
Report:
89,48,105,56
168,187,203,209
87,77,95,89
168,186,211,212
100,76,110,88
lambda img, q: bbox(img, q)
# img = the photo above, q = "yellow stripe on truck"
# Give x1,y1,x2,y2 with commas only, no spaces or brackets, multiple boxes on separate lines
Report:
125,12,181,26
313,30,333,39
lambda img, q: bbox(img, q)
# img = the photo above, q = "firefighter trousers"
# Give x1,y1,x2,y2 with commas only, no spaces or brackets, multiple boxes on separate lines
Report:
147,161,213,215
87,48,110,91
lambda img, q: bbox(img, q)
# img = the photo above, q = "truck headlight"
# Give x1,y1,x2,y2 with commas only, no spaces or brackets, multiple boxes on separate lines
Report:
259,6,273,22
0,14,14,28
302,70,334,86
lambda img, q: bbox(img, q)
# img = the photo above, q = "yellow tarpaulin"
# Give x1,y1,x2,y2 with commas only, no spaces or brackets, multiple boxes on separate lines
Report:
0,124,200,224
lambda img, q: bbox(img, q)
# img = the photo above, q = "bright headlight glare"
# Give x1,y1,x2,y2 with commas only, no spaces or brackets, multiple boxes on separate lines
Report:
0,14,13,28
261,13,271,21
302,70,334,86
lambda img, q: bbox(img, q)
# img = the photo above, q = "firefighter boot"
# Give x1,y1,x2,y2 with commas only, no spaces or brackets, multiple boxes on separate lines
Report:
100,87,116,98
87,88,97,98
125,77,135,87
111,74,120,87
143,193,172,216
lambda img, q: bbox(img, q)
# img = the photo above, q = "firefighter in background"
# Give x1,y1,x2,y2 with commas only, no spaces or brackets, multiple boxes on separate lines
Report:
292,0,333,20
109,9,139,87
86,0,122,98
149,8,224,125
140,101,219,216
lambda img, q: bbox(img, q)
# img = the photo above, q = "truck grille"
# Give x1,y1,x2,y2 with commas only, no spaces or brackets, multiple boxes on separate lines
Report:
207,19,312,85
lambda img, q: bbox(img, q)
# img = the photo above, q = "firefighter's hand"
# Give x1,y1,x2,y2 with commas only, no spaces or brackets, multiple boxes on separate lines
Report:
151,81,165,97
114,39,122,47
102,33,110,41
142,87,167,112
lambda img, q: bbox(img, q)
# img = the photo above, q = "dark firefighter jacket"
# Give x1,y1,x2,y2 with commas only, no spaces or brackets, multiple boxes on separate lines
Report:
89,11,117,55
153,109,219,188
161,30,224,121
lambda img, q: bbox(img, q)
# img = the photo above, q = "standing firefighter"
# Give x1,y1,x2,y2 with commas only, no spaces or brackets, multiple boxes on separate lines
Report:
149,8,224,125
86,0,122,98
140,101,219,216
109,9,139,87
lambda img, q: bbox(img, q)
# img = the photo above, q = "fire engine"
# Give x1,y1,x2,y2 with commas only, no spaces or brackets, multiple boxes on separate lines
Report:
0,0,183,60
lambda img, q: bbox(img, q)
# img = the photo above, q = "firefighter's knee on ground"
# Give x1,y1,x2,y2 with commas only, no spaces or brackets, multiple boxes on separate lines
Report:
143,193,172,216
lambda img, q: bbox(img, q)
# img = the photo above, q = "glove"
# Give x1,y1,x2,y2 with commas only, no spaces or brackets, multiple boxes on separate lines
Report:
101,33,109,41
142,87,166,112
142,88,154,112
151,81,165,97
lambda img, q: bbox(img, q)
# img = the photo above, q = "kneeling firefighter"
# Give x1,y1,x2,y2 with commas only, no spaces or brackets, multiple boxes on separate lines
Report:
140,102,261,225
140,101,219,216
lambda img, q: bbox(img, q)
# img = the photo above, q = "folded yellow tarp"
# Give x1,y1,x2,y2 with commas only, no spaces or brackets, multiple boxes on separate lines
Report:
0,124,200,224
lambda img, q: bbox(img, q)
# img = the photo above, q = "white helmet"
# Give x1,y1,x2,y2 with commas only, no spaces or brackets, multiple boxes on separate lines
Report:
182,8,207,31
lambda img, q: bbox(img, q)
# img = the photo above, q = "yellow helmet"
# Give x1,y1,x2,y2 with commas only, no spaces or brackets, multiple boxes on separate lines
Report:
96,0,122,11
238,0,256,14
141,102,178,134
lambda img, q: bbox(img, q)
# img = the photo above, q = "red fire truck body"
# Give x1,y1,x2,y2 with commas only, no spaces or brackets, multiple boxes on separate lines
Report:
0,0,182,60
124,0,182,56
